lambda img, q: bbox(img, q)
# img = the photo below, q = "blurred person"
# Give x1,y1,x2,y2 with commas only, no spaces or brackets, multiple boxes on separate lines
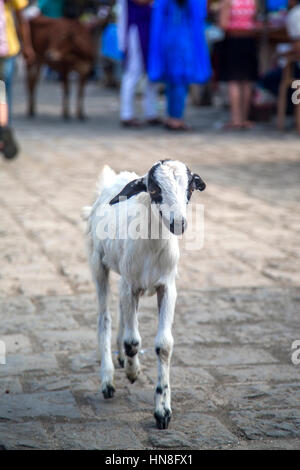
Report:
0,61,18,159
219,0,259,129
1,0,35,122
118,0,160,127
255,0,300,114
0,0,34,158
148,0,211,130
286,0,300,53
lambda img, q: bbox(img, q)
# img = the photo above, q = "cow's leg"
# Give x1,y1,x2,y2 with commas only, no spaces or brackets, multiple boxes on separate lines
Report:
62,72,70,120
26,63,40,117
120,279,141,383
76,74,86,120
154,282,176,430
93,257,114,398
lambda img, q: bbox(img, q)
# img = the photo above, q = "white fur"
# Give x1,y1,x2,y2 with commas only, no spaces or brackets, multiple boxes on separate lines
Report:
85,160,192,429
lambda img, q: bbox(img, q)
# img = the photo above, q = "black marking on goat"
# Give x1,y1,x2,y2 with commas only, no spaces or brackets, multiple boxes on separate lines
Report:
156,385,163,394
186,167,194,202
155,347,160,356
102,383,115,399
124,341,138,357
186,166,206,199
118,357,125,368
148,163,163,204
109,178,147,205
154,408,171,430
193,174,206,191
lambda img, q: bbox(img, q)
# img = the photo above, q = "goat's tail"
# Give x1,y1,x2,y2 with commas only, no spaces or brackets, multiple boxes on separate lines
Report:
96,164,116,195
81,165,116,221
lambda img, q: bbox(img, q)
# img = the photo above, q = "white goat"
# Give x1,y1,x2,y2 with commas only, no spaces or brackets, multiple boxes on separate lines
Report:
84,159,206,429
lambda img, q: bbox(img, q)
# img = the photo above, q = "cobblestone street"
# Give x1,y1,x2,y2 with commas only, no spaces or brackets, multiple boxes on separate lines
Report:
0,78,300,449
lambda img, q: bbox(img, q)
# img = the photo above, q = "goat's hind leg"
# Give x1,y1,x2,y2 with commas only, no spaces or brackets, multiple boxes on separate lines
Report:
93,260,115,398
116,301,125,368
120,280,141,383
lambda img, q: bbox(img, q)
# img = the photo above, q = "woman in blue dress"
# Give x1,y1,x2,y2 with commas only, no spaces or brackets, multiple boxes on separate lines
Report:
148,0,211,130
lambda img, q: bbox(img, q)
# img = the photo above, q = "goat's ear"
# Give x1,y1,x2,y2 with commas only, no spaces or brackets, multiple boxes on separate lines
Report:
192,174,206,192
109,177,147,205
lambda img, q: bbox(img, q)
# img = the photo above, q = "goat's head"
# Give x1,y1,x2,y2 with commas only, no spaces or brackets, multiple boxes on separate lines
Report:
109,160,206,235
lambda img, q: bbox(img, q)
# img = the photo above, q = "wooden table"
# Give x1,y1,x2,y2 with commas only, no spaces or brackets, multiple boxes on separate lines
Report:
257,25,290,74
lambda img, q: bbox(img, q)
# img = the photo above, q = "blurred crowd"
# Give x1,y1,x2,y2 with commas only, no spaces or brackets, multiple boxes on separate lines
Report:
1,0,300,160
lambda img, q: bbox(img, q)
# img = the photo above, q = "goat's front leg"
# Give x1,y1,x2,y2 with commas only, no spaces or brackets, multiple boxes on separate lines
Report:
116,299,125,368
94,261,115,398
154,282,176,429
120,280,141,383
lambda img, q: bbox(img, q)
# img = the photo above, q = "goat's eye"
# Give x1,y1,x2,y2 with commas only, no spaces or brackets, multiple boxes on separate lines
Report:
149,189,157,195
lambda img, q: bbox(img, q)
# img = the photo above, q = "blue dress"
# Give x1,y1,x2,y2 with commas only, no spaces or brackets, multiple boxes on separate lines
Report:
148,0,211,85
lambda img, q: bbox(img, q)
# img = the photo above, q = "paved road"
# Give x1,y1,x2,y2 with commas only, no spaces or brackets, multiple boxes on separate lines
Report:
0,79,299,449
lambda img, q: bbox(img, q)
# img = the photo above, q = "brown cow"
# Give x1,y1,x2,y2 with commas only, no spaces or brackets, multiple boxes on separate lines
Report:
27,15,96,120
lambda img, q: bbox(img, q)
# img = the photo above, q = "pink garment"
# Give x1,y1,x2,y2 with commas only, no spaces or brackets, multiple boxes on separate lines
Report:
0,0,9,57
227,0,256,31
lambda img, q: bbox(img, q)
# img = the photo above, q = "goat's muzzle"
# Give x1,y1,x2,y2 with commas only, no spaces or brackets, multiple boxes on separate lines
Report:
170,217,187,235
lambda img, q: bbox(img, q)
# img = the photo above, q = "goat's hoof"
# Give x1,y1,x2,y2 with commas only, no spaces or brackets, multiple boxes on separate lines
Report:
127,375,137,384
118,357,125,368
126,369,140,384
102,383,115,399
154,409,171,430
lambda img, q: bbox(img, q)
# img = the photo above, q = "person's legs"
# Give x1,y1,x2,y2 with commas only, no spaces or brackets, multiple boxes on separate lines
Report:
241,80,254,127
228,81,243,127
143,79,159,120
120,25,143,123
3,55,16,125
165,83,188,129
0,58,18,159
259,67,282,97
0,75,8,127
0,77,18,159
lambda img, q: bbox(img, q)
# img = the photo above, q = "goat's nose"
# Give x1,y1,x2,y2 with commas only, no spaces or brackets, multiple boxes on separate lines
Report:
170,217,187,235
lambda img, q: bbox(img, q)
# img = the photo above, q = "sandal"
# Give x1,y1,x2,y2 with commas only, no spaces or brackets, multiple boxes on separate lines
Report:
164,122,192,131
242,120,255,129
147,117,163,126
121,119,144,128
222,122,243,130
0,126,19,159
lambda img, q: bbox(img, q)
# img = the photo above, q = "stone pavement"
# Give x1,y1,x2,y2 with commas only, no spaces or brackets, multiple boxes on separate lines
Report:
0,78,299,449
